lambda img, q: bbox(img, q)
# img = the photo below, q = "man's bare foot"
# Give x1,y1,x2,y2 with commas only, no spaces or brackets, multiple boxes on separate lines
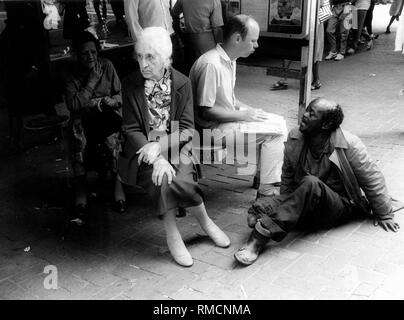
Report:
234,231,269,266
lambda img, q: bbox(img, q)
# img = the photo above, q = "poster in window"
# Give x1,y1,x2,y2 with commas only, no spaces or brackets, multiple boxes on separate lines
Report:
268,0,303,34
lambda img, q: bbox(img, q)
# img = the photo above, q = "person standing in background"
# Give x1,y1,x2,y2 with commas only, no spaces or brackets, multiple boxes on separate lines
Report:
61,0,90,40
0,0,54,153
347,0,371,54
394,5,404,53
386,0,404,34
93,0,108,25
172,0,224,74
325,0,352,61
123,0,184,72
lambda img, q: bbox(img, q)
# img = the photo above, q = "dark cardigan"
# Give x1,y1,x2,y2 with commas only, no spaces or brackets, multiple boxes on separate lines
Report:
118,67,195,186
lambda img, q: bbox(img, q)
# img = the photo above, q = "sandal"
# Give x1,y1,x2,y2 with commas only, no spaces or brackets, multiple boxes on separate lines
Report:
270,80,288,91
311,80,322,90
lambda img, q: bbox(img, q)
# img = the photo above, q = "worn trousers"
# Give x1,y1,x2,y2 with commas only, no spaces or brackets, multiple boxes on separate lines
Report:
255,175,355,241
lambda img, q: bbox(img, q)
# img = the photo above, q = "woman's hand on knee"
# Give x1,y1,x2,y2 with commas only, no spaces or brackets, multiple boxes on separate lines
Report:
152,158,176,186
137,142,161,165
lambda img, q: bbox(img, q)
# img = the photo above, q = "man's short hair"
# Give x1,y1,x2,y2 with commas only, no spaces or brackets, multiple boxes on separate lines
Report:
223,14,256,41
316,98,344,131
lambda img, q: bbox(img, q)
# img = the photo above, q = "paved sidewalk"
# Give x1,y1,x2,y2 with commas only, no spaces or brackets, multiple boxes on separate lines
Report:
1,9,404,299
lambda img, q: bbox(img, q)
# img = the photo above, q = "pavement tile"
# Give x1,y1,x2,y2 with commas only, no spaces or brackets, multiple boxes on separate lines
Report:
284,254,325,279
1,287,39,300
314,287,351,300
220,262,264,286
272,274,326,298
9,264,47,284
79,268,123,288
186,238,215,260
0,264,24,282
323,221,362,240
19,274,72,300
131,249,187,276
187,260,214,275
350,247,384,270
286,239,332,257
169,287,210,300
296,230,329,244
349,294,369,300
91,279,133,300
187,279,224,296
376,270,404,298
122,276,164,300
223,223,252,235
267,246,302,261
198,249,236,270
203,283,245,300
255,256,296,282
352,282,378,298
0,280,21,298
369,288,402,300
120,237,156,254
243,277,311,300
155,271,199,297
382,246,404,267
345,265,387,287
319,249,356,274
373,261,404,276
197,265,228,282
108,264,156,281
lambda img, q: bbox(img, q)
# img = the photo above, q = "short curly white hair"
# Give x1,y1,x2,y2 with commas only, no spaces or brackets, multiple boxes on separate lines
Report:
135,27,173,68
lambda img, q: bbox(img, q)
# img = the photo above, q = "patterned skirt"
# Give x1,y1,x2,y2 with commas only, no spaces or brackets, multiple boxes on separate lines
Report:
69,108,122,178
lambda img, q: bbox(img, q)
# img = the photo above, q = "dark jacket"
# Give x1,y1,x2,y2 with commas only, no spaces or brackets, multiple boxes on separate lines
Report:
118,67,195,186
281,127,393,220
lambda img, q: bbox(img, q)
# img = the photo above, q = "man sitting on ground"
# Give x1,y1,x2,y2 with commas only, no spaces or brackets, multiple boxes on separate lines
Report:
189,14,287,198
235,97,401,266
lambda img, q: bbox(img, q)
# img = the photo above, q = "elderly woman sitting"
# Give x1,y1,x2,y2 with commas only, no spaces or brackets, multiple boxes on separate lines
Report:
118,27,230,267
64,31,127,223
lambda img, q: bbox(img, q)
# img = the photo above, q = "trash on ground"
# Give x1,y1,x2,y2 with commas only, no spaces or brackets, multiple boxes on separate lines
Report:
70,218,84,226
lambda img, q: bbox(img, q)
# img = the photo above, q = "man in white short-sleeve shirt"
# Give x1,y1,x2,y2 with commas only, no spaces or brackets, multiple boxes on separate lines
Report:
189,14,288,198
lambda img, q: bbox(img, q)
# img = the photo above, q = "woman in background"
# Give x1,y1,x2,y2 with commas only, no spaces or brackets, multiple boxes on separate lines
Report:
64,31,126,223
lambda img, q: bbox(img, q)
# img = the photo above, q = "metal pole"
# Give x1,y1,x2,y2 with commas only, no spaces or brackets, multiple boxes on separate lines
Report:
298,0,319,124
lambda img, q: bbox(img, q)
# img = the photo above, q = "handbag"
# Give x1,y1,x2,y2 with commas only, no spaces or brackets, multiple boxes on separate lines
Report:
319,0,333,23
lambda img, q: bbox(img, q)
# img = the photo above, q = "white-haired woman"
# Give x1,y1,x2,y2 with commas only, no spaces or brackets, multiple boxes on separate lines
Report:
118,27,230,267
